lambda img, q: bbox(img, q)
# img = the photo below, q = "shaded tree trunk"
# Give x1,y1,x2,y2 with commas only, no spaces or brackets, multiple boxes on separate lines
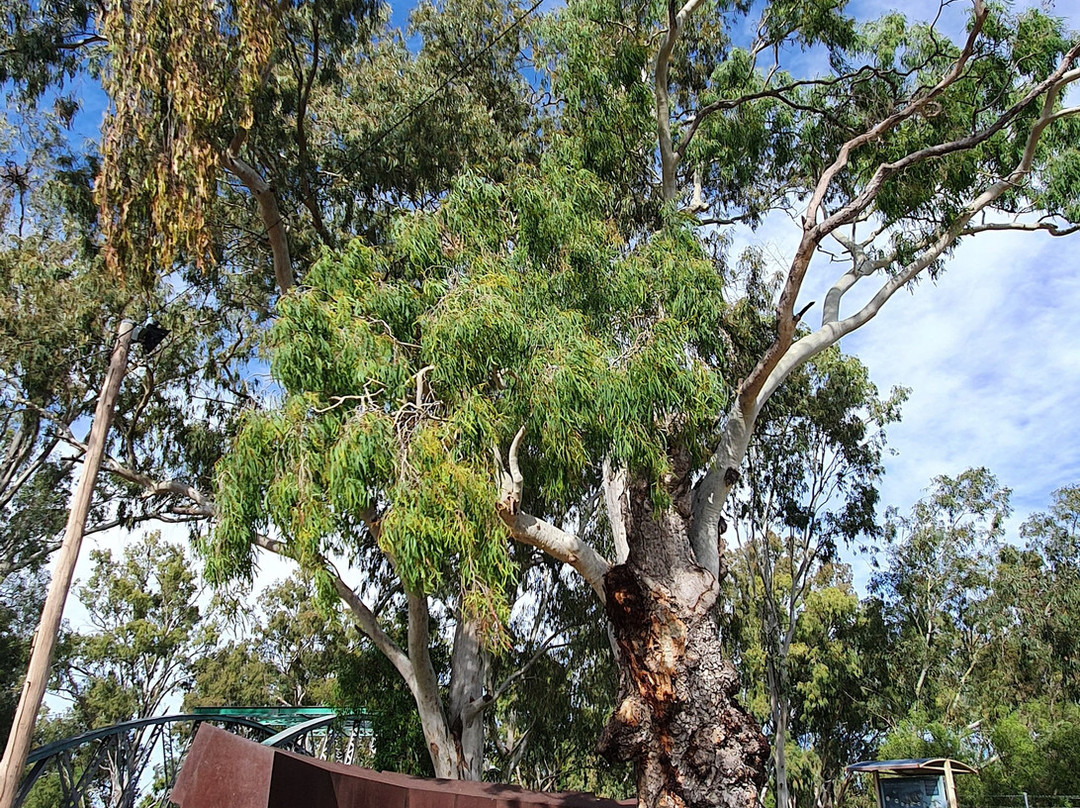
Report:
771,687,791,808
447,615,488,780
404,592,486,780
600,466,767,808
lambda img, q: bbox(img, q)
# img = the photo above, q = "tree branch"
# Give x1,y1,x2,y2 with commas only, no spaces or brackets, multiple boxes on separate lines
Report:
505,512,612,600
602,458,630,564
655,0,708,200
691,23,1080,567
496,428,611,597
463,630,571,723
221,130,295,294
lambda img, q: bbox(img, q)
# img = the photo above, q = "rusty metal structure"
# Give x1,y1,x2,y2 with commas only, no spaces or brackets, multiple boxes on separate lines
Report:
14,708,371,808
171,724,631,808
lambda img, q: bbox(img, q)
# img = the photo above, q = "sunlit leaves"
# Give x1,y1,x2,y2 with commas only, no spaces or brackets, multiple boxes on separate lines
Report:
213,161,733,637
96,0,279,279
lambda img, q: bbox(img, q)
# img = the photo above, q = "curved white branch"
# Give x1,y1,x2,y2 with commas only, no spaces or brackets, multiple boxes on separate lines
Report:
222,133,294,294
504,510,611,599
692,46,1080,558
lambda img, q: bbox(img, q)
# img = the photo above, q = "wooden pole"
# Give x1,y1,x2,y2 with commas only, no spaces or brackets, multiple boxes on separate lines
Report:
0,320,134,808
943,760,958,808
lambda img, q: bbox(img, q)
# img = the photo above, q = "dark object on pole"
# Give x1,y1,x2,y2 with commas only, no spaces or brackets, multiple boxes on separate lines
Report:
0,320,135,808
133,320,170,352
172,725,633,808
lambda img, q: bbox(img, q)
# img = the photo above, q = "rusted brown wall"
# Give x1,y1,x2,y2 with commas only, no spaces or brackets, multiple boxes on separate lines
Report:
172,725,631,808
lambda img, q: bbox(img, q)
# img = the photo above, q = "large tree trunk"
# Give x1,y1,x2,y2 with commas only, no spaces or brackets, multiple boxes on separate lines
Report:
599,467,767,808
447,615,488,780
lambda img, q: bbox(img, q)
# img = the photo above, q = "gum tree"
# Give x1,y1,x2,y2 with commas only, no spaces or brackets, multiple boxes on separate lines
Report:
32,0,1080,805
212,0,1080,796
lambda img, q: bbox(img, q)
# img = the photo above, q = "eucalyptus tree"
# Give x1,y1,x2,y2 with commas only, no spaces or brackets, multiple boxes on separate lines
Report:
869,484,1080,805
12,0,1080,805
974,485,1080,713
869,468,1011,721
725,346,900,808
0,571,45,750
50,533,216,808
2,0,543,789
101,1,1080,805
186,574,351,710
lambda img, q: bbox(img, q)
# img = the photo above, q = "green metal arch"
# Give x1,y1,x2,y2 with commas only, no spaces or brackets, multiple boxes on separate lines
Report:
16,711,280,807
25,712,277,763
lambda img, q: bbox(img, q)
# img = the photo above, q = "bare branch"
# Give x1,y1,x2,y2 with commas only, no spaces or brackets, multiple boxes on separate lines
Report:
960,220,1080,237
507,425,525,491
602,458,630,564
0,435,59,512
504,510,611,599
84,512,202,536
463,629,572,723
221,133,294,294
495,428,611,596
655,0,709,199
98,457,215,516
414,365,434,409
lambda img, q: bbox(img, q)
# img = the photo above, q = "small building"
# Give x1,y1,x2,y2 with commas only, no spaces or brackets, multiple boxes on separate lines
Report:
847,758,978,808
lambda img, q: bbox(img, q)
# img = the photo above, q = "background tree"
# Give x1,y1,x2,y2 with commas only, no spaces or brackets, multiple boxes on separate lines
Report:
869,468,1010,722
48,532,215,807
200,3,1080,805
724,345,899,808
187,573,350,709
0,571,46,750
783,571,885,808
865,479,1080,807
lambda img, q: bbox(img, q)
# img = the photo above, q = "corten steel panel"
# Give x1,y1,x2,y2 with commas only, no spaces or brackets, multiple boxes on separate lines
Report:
332,769,408,808
171,725,634,808
170,724,275,808
269,748,337,807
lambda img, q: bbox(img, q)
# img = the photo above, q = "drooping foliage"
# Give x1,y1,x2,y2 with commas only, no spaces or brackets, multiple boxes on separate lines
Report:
96,0,280,276
212,160,733,628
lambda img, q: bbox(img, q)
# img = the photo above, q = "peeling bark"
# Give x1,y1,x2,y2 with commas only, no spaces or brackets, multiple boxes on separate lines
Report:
600,461,767,808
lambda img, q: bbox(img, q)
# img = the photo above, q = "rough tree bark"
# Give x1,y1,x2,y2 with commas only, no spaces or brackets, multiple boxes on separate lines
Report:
598,454,767,808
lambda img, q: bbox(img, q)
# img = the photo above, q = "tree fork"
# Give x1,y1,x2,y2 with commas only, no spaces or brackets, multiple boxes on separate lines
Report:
0,320,134,808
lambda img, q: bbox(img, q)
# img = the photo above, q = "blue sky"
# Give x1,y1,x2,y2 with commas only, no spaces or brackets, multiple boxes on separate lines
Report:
723,0,1080,585
56,0,1080,601
736,2,1080,595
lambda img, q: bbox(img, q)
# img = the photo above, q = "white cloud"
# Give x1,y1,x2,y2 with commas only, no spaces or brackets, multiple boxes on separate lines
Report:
732,210,1080,595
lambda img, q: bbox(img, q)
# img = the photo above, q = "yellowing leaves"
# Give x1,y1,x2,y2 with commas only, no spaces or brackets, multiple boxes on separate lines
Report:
96,0,278,281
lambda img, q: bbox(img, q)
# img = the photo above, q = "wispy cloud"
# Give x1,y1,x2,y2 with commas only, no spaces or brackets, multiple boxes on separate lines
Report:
732,206,1080,594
